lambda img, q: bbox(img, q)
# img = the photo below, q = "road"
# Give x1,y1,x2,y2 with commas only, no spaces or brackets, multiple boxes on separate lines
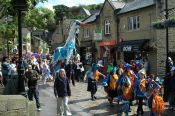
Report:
36,81,175,116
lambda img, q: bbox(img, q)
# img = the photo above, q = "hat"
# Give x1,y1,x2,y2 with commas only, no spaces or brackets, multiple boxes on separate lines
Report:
138,69,146,75
171,66,175,72
135,60,141,67
123,63,132,70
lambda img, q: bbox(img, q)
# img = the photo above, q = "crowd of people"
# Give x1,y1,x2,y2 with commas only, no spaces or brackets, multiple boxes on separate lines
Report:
1,54,175,116
82,57,175,116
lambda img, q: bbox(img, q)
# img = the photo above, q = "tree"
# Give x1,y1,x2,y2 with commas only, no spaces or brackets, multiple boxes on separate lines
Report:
0,0,47,18
24,7,55,30
53,5,70,24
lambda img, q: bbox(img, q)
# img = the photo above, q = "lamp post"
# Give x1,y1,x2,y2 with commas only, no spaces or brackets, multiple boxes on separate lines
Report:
165,0,169,74
13,0,36,95
13,0,27,94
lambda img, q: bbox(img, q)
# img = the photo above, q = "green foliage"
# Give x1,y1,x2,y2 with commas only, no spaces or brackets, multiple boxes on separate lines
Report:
53,5,70,23
81,3,103,11
0,22,16,39
153,16,175,29
24,7,55,30
0,0,47,18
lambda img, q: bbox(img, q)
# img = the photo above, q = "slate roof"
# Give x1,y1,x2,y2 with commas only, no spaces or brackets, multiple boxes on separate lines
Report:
90,9,101,15
109,0,125,10
83,8,91,16
82,13,99,24
118,0,155,14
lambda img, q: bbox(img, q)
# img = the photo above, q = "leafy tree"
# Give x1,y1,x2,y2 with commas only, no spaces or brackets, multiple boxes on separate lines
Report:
0,0,47,18
24,7,55,30
81,3,103,11
53,5,70,24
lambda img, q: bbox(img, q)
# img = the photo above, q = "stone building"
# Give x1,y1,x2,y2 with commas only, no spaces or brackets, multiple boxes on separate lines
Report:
95,0,125,69
79,13,99,65
116,0,175,77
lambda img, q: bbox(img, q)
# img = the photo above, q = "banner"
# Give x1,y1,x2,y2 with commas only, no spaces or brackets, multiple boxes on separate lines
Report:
94,28,102,41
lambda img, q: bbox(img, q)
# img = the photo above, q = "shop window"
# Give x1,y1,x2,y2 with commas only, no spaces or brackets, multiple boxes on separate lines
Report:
104,20,111,35
84,28,90,39
128,16,140,31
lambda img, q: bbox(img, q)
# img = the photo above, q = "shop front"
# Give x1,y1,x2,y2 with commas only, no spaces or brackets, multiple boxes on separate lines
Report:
116,39,149,63
99,40,117,60
98,39,117,74
80,41,92,65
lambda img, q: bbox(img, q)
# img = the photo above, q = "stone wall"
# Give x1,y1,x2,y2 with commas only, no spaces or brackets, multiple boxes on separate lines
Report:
156,27,175,77
0,95,36,116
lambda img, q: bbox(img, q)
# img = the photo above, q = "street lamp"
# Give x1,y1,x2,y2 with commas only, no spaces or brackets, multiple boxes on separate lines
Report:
12,0,37,95
12,0,27,95
165,0,169,74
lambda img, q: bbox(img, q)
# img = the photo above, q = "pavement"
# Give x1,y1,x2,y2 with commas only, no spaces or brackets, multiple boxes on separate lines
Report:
36,81,175,116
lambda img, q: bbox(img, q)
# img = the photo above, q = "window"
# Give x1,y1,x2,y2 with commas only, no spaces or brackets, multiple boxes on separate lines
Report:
128,16,140,31
84,28,90,38
104,20,111,34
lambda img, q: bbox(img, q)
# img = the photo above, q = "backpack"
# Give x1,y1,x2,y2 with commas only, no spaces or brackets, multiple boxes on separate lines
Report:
122,77,132,100
152,94,165,115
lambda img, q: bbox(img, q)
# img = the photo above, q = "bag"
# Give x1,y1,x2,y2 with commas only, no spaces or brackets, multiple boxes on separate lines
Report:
93,70,99,81
139,79,146,93
152,95,165,114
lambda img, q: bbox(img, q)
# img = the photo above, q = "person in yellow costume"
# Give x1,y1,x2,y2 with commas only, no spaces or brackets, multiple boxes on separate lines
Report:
107,67,118,106
146,74,164,116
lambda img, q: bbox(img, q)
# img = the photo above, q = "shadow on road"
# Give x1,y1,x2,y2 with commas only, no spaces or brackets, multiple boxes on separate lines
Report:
69,96,106,104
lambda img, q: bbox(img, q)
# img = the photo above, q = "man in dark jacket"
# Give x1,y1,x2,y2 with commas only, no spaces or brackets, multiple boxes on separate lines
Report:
54,69,72,116
65,60,76,86
25,65,41,111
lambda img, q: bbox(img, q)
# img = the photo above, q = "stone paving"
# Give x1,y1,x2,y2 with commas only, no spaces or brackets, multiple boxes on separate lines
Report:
37,81,175,116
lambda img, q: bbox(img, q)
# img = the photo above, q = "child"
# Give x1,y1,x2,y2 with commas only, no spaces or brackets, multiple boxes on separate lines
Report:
134,69,146,115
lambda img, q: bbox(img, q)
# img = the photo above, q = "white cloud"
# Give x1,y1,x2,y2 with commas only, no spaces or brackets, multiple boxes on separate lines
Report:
38,0,105,10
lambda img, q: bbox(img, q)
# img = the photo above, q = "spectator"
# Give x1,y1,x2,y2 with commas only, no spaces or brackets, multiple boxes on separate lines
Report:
54,69,72,116
1,57,10,86
25,65,41,111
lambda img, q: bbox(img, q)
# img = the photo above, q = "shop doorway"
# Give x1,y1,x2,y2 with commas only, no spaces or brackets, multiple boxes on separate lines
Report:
124,52,135,63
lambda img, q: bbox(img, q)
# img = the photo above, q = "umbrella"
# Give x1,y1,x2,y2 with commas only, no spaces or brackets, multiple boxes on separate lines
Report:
31,53,40,57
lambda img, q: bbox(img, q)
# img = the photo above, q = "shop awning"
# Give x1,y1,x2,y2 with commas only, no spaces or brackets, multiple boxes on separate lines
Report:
99,40,116,46
80,41,92,47
116,39,149,52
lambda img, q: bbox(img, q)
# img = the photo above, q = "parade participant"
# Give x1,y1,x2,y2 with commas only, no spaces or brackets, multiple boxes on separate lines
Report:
105,67,118,106
107,62,113,74
54,69,72,116
25,65,41,111
168,66,175,111
117,63,123,76
134,69,146,115
146,74,164,116
85,63,105,101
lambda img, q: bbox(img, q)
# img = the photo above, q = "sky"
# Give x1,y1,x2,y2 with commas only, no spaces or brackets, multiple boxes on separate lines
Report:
37,0,105,11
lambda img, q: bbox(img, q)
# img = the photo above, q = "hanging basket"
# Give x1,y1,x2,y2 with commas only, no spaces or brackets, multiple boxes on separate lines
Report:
153,21,166,29
165,19,175,28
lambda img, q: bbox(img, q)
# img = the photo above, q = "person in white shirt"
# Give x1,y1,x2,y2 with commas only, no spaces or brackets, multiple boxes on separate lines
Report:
42,60,50,85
